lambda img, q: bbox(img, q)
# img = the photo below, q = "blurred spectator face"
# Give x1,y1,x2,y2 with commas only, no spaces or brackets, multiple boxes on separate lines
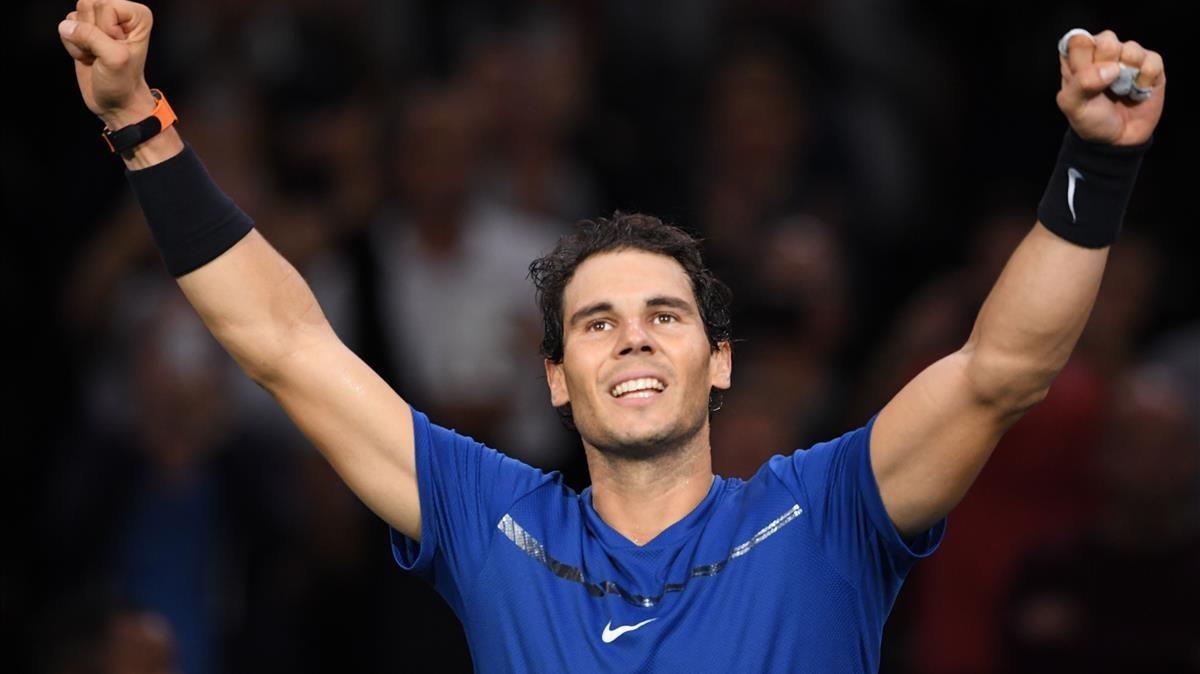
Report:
711,399,790,478
700,47,806,249
103,611,179,674
710,335,832,478
467,27,587,146
759,217,851,351
546,249,732,459
706,49,803,183
175,86,267,211
254,201,328,266
1098,368,1199,510
711,360,794,479
396,87,482,214
42,605,180,674
132,296,231,477
1087,233,1160,352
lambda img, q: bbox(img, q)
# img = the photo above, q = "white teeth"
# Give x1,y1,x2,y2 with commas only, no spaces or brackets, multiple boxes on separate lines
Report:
610,377,666,397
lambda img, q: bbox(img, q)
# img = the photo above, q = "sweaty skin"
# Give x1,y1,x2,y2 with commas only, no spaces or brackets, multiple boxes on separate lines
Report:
545,249,731,545
59,3,1166,552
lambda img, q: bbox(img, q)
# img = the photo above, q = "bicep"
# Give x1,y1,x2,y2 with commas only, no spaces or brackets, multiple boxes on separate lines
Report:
260,333,421,540
871,350,1021,538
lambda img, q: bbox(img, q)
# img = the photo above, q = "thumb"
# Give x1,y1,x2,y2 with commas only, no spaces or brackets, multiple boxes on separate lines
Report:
59,19,128,67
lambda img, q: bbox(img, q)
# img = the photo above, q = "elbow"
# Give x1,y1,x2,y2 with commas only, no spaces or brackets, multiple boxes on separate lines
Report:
1005,382,1052,415
960,344,1056,414
225,335,290,388
226,321,335,388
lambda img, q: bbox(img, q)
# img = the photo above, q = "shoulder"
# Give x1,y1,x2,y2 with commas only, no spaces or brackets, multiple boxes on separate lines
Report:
765,418,878,490
413,407,564,502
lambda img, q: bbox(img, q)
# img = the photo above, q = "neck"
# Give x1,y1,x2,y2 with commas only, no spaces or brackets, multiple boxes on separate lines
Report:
411,204,463,256
584,425,715,547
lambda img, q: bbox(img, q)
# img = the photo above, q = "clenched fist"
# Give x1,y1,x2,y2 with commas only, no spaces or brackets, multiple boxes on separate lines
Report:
59,0,155,130
1057,29,1166,146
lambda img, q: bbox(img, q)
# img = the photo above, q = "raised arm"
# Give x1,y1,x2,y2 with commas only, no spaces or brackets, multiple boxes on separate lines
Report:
869,29,1166,538
59,0,422,539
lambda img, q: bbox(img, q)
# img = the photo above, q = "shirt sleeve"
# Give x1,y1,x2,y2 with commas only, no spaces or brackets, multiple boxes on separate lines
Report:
389,406,556,609
768,413,946,593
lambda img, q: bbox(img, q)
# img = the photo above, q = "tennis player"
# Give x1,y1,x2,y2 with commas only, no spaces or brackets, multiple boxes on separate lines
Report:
58,2,1165,670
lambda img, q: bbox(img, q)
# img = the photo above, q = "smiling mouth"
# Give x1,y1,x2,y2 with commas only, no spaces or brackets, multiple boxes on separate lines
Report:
610,377,667,398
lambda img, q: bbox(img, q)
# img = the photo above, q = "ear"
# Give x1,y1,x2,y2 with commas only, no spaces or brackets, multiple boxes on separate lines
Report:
545,358,571,407
709,341,732,390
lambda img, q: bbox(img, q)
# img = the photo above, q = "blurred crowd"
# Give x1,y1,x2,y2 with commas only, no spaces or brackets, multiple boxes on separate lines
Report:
12,0,1197,673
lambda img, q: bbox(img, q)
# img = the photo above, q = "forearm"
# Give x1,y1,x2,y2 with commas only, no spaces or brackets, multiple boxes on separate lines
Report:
957,29,1162,410
867,29,1163,537
121,134,334,382
962,222,1108,407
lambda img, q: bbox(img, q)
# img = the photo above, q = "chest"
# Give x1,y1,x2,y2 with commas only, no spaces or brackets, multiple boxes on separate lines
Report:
458,513,867,672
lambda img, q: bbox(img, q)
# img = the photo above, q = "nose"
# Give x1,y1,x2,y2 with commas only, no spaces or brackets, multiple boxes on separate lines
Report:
616,320,655,357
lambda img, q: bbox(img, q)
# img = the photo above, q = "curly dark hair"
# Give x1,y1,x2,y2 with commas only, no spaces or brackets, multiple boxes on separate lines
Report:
528,212,733,425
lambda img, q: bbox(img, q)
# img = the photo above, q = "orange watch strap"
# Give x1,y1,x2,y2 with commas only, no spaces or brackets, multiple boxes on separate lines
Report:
101,88,178,154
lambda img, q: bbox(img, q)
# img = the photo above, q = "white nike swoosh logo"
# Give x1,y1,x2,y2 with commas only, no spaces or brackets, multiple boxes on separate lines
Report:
601,618,657,643
1067,167,1084,223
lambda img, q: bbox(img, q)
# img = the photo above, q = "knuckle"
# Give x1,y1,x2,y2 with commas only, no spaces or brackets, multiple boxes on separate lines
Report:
1068,34,1092,49
1142,51,1164,75
1096,29,1119,42
1121,40,1146,58
76,0,92,10
111,51,129,67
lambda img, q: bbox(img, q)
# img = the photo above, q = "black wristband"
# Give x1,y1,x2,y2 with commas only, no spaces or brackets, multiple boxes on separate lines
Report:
125,143,254,277
1036,126,1152,249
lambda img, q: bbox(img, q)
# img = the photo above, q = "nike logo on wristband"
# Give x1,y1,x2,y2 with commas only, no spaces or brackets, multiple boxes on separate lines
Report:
1067,167,1084,223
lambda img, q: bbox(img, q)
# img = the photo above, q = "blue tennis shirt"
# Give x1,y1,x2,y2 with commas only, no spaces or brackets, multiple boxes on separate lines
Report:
391,408,946,672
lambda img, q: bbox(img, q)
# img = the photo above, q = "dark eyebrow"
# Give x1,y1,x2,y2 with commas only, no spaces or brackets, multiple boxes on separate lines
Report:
568,301,614,328
568,296,696,329
645,296,695,314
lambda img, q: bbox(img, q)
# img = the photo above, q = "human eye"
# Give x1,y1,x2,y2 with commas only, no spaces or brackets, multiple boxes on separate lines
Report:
654,313,679,325
587,319,612,332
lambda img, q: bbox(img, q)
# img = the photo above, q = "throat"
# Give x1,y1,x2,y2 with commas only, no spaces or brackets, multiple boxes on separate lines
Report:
596,474,716,547
586,450,715,547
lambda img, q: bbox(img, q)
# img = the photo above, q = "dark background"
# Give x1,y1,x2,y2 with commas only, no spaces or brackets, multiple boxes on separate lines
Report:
6,1,1197,672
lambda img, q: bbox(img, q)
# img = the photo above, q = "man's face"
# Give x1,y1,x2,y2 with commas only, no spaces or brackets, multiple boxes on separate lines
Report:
545,249,732,458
